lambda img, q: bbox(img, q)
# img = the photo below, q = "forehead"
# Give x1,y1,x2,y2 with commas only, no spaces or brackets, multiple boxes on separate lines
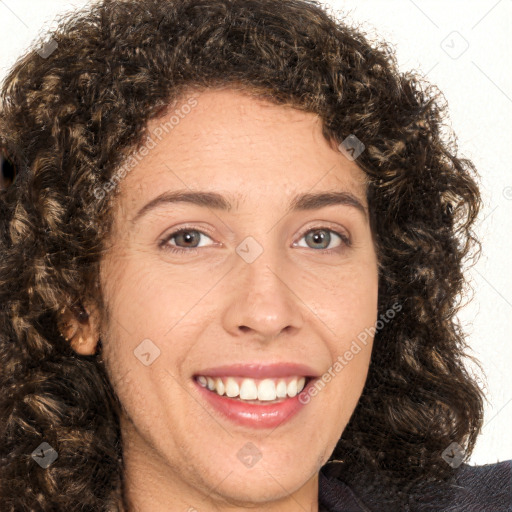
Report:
113,88,369,219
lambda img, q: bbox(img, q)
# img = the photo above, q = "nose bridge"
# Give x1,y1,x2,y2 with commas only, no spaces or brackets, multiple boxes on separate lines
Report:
236,231,289,292
224,234,303,338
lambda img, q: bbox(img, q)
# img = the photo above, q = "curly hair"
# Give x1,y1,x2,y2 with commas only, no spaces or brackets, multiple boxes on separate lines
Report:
0,0,485,509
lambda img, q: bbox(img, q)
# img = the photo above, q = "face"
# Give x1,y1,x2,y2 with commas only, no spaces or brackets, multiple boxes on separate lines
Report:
97,88,379,510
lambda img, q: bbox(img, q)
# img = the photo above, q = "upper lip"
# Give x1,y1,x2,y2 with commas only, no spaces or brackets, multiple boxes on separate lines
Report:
194,363,320,379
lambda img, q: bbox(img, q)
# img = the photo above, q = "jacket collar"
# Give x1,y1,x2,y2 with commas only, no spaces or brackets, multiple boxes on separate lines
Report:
319,462,369,512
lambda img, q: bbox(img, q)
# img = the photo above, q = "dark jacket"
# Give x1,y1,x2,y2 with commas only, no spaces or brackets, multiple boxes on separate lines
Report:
318,459,512,511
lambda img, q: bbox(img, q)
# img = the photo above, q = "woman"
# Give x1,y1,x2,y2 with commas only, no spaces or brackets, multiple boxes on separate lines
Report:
0,0,510,510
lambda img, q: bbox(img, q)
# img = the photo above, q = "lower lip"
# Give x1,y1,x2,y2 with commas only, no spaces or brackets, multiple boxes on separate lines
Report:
193,378,315,429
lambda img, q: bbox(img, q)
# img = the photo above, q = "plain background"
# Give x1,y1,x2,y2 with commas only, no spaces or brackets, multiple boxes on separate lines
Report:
0,0,510,465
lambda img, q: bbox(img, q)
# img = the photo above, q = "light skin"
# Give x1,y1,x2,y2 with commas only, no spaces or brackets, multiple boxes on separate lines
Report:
60,88,379,511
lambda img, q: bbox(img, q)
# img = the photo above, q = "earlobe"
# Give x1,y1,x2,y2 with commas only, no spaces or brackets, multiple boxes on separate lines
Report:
58,302,101,356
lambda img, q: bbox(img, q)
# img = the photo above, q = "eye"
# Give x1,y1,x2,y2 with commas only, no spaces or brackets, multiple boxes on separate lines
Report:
159,227,214,255
159,225,351,256
294,227,351,254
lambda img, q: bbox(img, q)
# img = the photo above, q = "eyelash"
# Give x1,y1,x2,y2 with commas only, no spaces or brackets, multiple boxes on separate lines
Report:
159,225,351,256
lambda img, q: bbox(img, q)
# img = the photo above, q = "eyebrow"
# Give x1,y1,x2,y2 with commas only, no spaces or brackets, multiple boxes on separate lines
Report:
131,189,368,223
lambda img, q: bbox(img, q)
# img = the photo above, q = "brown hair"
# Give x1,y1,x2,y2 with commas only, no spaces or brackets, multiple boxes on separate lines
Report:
0,0,484,509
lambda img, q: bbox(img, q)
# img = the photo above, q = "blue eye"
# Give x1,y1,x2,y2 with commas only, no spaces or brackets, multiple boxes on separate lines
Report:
159,226,351,255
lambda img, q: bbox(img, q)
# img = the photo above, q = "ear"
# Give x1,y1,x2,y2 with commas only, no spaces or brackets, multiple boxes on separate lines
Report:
58,301,102,355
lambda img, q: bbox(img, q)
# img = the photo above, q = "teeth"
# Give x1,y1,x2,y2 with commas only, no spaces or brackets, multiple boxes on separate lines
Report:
196,375,308,401
287,379,297,398
215,377,225,396
225,377,239,398
240,379,258,400
257,379,276,401
276,380,288,398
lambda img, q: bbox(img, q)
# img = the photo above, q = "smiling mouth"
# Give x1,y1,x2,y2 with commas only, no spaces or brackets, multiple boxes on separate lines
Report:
193,375,314,403
192,372,318,429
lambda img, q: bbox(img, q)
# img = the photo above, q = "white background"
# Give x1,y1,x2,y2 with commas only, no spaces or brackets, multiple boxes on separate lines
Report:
0,0,510,465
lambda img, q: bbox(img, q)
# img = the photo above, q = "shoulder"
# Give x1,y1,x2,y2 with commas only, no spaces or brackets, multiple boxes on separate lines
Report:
448,460,511,511
319,460,512,512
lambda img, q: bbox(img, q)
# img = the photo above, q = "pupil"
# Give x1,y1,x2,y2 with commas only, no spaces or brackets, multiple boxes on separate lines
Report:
309,230,328,248
180,231,197,246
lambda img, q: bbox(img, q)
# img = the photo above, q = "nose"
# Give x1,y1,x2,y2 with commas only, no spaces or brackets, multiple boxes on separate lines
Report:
221,247,305,344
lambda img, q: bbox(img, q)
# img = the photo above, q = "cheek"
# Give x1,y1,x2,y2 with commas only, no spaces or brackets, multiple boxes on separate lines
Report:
304,262,377,399
320,327,374,430
101,247,181,334
301,260,378,339
99,249,202,388
292,268,374,364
